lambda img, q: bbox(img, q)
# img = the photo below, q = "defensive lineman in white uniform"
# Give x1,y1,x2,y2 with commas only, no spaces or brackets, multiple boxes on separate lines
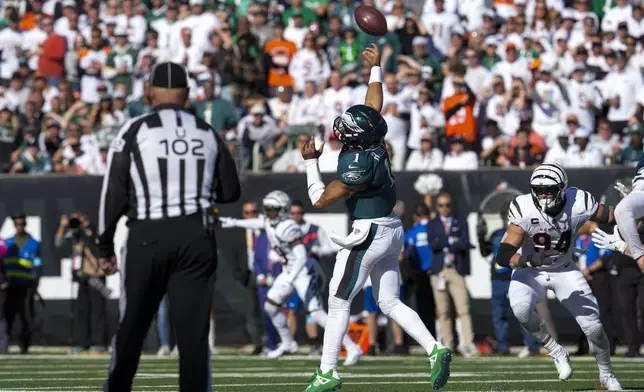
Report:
220,191,362,364
495,162,623,391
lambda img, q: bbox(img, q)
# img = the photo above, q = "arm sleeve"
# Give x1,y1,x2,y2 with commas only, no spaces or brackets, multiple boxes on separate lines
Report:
97,120,135,258
231,216,266,230
213,131,241,203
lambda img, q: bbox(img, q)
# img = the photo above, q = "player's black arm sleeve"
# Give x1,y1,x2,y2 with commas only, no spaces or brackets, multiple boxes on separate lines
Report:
97,138,132,258
495,243,517,267
589,203,613,225
213,132,241,203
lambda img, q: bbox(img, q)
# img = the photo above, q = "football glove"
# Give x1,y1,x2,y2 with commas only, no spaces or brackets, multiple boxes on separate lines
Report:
591,227,628,253
219,217,237,228
518,250,560,268
614,182,631,197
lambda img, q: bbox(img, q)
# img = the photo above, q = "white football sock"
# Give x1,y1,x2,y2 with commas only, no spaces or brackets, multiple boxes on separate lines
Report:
584,324,613,376
310,309,360,352
379,298,437,353
320,297,350,374
208,318,216,349
265,302,295,347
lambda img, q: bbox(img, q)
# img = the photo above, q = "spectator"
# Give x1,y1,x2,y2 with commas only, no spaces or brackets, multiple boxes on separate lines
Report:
10,139,51,174
382,72,411,171
464,49,490,98
289,80,323,126
39,118,63,158
330,0,358,30
0,11,23,87
506,127,545,167
616,123,644,165
408,85,444,151
272,133,309,173
237,104,286,166
481,36,501,70
289,32,331,93
590,119,621,165
405,133,444,171
543,127,571,166
485,75,508,134
284,0,318,28
490,43,531,91
248,3,271,48
442,137,478,171
233,35,268,99
426,192,477,356
604,50,644,135
480,120,509,167
530,59,569,148
322,71,353,134
268,86,295,128
565,127,603,168
0,104,18,172
421,0,459,57
193,79,238,133
264,22,297,90
566,63,602,132
442,74,476,146
284,11,309,48
5,73,28,112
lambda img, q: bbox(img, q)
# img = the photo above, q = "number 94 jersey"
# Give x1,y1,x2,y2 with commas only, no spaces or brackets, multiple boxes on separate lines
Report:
508,188,598,270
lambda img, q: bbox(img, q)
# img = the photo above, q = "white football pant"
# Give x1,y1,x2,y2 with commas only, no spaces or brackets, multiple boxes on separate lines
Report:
509,265,613,375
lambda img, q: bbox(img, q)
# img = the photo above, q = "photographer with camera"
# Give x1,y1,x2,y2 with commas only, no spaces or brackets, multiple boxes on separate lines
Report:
55,213,108,353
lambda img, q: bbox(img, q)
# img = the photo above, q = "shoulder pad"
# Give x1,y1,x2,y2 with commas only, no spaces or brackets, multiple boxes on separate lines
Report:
569,188,598,216
507,194,532,229
275,219,304,244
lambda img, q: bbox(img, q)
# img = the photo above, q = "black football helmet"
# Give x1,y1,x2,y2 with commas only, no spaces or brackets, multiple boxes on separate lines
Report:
333,104,388,150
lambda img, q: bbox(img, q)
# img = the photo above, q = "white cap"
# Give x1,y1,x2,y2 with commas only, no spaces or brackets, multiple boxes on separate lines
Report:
482,8,496,19
114,25,128,36
571,62,586,72
574,127,591,138
62,0,76,8
539,54,556,72
484,36,499,46
197,73,212,82
514,0,527,5
189,0,205,5
412,36,428,46
553,29,568,42
451,24,466,36
250,104,265,115
561,8,576,20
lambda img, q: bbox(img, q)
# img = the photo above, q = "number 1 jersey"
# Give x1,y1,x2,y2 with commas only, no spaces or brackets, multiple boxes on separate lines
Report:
508,188,598,270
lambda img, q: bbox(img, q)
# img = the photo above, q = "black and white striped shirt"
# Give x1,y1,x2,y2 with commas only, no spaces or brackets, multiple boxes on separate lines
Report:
97,104,240,257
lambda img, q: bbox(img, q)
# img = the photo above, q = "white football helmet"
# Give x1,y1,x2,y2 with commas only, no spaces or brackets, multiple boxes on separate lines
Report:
262,190,291,226
530,162,568,213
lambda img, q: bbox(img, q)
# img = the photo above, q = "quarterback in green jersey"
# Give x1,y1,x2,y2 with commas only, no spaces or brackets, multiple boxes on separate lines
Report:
300,44,452,392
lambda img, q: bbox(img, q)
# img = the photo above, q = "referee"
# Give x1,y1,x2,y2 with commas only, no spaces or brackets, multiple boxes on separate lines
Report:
97,62,241,392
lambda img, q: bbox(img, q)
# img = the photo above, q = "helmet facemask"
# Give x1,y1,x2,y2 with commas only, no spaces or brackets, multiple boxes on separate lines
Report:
531,183,565,214
263,204,283,227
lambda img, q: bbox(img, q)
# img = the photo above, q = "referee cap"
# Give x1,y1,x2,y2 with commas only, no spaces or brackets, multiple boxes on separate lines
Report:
150,62,189,89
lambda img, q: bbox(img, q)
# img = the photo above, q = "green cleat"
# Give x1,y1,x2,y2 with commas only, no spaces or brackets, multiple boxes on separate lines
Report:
303,368,342,392
428,344,452,390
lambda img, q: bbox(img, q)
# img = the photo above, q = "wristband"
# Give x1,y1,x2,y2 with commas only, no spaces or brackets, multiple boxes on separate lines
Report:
369,66,382,84
305,159,325,205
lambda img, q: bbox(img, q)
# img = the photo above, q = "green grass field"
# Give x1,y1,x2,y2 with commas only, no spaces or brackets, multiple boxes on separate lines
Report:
0,353,642,391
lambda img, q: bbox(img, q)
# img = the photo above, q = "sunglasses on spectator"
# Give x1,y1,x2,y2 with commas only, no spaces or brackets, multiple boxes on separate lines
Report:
291,210,304,215
243,209,257,214
438,203,451,208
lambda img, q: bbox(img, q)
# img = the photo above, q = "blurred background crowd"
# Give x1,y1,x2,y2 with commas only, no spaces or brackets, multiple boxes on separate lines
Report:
2,0,644,175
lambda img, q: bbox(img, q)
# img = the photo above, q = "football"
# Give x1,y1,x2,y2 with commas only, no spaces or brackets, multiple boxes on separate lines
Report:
354,5,387,36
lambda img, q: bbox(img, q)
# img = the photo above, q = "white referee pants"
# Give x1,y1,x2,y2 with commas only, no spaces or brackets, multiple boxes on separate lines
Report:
615,190,644,259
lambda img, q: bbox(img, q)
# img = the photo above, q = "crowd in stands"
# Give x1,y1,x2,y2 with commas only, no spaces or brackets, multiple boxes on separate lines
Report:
1,0,644,175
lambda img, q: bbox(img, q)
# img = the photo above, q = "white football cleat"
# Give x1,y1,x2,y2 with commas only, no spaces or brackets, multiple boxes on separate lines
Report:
265,341,299,359
210,346,218,356
600,374,624,391
343,346,362,366
157,344,170,357
552,350,572,381
171,346,179,358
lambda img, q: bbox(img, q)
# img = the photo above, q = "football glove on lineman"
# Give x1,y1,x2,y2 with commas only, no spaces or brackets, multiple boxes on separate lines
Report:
518,250,561,268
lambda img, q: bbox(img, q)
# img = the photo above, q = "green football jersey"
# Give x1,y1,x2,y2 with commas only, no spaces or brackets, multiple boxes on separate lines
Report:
336,145,396,220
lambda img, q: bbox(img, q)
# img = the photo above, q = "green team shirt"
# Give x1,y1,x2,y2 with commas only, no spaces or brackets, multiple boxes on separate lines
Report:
336,145,396,220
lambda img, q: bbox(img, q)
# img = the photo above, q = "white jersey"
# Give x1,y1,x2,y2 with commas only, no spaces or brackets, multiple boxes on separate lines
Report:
322,87,353,131
508,188,598,270
265,218,306,278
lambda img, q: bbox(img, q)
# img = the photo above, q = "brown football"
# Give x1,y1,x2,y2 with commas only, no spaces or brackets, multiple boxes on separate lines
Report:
354,5,387,36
